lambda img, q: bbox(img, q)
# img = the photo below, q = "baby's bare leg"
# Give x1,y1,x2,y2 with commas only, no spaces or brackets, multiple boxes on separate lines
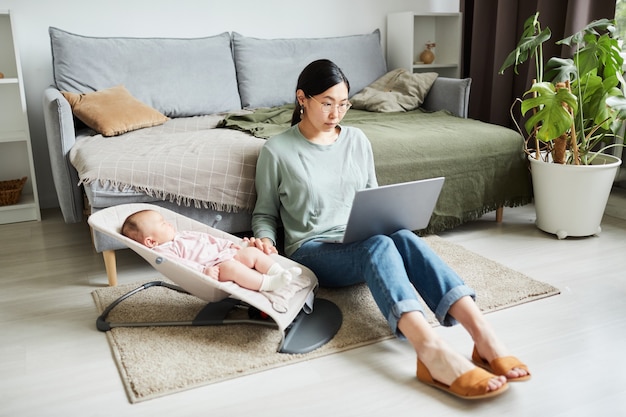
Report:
233,246,275,274
231,247,299,291
217,259,265,291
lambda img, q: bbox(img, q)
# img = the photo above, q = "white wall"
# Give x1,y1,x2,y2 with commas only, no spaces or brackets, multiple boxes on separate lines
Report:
0,0,459,209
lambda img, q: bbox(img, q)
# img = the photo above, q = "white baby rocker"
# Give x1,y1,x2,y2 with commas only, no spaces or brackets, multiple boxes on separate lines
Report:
88,203,342,353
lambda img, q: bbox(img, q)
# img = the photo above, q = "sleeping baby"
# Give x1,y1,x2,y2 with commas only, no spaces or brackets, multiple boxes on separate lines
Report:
121,209,301,292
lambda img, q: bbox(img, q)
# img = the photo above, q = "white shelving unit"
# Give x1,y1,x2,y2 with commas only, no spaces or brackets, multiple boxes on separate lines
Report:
386,11,462,78
0,10,40,224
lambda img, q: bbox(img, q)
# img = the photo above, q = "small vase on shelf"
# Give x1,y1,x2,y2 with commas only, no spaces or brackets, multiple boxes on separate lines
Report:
418,42,436,64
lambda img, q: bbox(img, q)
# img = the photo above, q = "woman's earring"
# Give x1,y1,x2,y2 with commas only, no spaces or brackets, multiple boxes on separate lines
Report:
300,107,304,115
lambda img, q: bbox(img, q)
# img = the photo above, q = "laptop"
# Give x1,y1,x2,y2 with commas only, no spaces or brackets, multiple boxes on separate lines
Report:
320,176,445,244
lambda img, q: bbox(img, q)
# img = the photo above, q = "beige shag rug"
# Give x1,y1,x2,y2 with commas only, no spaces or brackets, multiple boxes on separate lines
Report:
92,236,559,403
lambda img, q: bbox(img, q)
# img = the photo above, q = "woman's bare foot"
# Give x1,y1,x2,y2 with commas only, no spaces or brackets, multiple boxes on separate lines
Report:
398,310,506,394
418,339,507,392
473,337,530,380
448,296,530,380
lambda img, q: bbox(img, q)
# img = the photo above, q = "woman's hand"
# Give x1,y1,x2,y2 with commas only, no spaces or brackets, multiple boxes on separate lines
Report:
244,236,278,255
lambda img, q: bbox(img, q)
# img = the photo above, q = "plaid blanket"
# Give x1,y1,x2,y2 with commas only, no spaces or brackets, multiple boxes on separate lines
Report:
70,115,267,212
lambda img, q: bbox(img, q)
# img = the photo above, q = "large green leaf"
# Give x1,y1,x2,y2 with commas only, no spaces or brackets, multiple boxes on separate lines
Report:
558,19,616,46
498,13,551,75
521,82,577,141
559,19,623,81
574,73,621,131
596,36,624,80
575,34,616,78
573,71,603,106
545,57,577,83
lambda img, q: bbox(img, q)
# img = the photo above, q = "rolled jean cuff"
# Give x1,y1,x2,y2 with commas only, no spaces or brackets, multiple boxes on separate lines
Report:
435,285,476,327
389,299,426,340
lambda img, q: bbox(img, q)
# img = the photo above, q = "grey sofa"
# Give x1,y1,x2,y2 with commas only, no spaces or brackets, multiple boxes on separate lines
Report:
42,27,531,286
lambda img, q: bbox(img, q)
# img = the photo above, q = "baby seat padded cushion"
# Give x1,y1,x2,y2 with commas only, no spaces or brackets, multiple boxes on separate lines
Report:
88,203,342,353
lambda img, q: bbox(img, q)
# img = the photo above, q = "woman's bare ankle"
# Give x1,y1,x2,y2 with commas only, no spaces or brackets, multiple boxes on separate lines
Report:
416,342,474,386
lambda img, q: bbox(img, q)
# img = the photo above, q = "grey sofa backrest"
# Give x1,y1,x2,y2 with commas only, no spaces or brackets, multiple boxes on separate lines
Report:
49,27,389,115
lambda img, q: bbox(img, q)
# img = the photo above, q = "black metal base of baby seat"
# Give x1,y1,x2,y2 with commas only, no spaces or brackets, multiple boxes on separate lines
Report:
95,280,342,354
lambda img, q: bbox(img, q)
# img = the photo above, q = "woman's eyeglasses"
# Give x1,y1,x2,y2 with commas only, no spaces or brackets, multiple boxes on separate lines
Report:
308,95,352,113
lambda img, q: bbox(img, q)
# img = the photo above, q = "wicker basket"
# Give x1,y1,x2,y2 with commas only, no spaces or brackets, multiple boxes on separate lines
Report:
0,177,27,206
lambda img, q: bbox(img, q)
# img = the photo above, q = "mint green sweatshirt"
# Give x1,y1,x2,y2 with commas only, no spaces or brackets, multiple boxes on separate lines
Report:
252,124,378,256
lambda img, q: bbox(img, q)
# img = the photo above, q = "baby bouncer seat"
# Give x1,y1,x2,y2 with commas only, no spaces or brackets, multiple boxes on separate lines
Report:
88,203,342,353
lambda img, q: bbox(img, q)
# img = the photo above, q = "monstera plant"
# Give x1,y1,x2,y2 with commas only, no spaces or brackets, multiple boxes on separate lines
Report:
499,13,626,238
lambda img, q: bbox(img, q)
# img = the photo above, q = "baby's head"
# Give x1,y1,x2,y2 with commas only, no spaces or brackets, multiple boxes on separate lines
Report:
121,209,176,248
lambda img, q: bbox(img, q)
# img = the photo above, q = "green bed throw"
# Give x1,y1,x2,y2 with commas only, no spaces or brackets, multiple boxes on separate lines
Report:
219,105,532,233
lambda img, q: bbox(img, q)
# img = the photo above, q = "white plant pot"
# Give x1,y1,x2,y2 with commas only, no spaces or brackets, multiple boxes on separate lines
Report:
529,153,622,239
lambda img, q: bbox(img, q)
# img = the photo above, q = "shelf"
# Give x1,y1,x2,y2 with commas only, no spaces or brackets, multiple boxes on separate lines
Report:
0,10,40,224
0,130,27,143
387,11,462,79
412,63,458,70
0,194,40,224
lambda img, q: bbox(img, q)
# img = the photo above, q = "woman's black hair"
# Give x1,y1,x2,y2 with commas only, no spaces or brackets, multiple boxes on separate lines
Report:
291,59,350,126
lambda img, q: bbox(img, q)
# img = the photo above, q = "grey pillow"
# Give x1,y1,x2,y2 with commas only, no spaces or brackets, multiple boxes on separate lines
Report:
232,30,388,108
49,27,241,117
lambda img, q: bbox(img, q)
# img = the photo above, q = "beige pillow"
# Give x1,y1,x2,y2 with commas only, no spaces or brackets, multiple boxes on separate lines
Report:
62,85,169,136
350,69,438,112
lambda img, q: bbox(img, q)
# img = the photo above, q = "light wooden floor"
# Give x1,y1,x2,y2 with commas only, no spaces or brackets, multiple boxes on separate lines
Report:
2,189,626,417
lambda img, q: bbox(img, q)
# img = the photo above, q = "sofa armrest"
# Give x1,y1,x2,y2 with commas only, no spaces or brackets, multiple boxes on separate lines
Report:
422,77,471,118
42,87,84,223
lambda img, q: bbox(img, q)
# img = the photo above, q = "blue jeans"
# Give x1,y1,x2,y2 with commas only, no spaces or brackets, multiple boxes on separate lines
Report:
290,230,475,338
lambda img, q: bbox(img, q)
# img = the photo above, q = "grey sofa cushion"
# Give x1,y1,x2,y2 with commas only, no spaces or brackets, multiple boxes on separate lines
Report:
232,30,388,108
422,77,472,118
49,27,241,117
